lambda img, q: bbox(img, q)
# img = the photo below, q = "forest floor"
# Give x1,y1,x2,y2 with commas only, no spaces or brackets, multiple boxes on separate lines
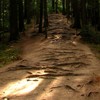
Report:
0,14,100,100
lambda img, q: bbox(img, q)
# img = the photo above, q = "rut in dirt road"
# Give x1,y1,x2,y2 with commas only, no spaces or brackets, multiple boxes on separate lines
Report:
0,14,100,100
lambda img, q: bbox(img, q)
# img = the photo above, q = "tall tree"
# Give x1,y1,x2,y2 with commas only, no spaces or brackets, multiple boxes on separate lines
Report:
0,0,2,30
44,0,48,38
62,0,65,15
9,0,19,41
66,0,70,17
80,0,88,27
39,0,43,33
24,0,32,24
71,0,81,28
18,0,25,32
52,0,55,12
55,0,58,13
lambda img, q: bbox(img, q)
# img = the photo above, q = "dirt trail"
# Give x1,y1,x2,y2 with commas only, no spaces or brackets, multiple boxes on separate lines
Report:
0,14,100,100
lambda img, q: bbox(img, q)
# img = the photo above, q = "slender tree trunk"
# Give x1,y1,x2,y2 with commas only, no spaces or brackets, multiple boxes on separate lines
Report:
36,0,40,24
80,0,88,27
71,0,81,28
24,0,32,24
90,0,99,29
9,0,19,41
18,0,25,32
55,0,58,13
66,0,70,17
24,0,27,19
0,0,1,40
39,0,43,33
2,0,4,30
97,0,100,30
0,0,2,30
44,0,48,38
52,0,55,12
62,0,65,15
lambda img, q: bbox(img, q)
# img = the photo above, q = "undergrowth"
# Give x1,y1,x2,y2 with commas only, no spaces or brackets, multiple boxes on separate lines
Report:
80,25,100,44
0,44,21,67
80,25,100,59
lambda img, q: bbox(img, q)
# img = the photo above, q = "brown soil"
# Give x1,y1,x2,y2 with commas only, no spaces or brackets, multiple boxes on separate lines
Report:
0,14,100,100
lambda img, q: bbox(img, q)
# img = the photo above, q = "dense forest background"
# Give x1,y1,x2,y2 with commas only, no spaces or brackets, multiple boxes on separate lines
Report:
0,0,100,43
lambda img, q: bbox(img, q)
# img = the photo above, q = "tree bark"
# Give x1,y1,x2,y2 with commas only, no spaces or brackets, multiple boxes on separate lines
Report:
52,0,55,12
44,0,48,38
55,0,58,13
9,0,19,41
18,0,25,32
62,0,65,15
39,0,43,33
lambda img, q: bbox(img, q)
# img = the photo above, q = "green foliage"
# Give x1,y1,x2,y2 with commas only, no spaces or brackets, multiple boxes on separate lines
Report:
0,44,21,67
80,25,100,44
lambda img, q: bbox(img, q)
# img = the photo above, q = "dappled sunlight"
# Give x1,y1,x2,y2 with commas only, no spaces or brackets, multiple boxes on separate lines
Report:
0,78,43,98
54,34,62,39
36,77,65,100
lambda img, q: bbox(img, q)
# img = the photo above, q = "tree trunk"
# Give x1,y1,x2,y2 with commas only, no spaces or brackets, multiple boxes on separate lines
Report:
39,0,43,33
62,0,65,15
55,0,58,13
24,0,32,24
71,0,81,28
44,0,48,38
18,0,25,32
52,0,55,12
80,0,88,27
0,0,2,30
66,0,70,17
9,0,19,41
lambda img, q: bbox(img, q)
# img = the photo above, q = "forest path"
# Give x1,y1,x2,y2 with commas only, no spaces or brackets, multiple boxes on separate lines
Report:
0,14,100,100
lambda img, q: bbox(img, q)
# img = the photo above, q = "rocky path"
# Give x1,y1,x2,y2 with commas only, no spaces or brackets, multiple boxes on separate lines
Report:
0,14,100,100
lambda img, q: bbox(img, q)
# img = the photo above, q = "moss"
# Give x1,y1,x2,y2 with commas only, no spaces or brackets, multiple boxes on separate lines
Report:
0,44,21,67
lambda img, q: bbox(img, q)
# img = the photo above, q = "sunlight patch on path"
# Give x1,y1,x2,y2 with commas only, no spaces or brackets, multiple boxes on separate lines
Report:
0,78,43,98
